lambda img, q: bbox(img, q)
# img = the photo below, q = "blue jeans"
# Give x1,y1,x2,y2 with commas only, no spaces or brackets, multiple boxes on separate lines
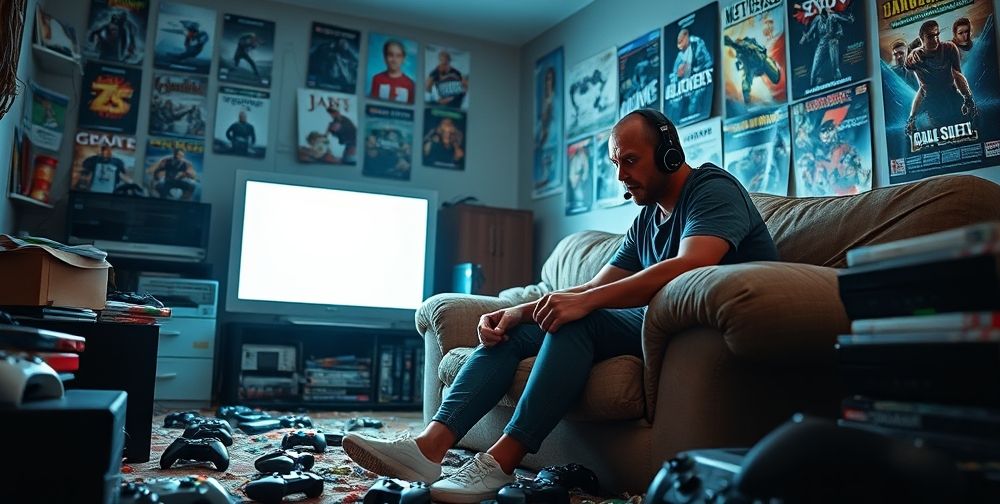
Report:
432,308,644,453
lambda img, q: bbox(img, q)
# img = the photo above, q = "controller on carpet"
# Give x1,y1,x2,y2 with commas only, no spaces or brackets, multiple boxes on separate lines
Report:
363,477,431,504
120,476,235,504
535,463,600,494
278,414,313,428
164,410,204,428
254,449,316,474
496,480,570,504
239,418,282,434
188,417,235,435
217,405,270,425
183,424,234,446
244,470,324,503
160,437,230,472
281,429,328,453
345,416,384,432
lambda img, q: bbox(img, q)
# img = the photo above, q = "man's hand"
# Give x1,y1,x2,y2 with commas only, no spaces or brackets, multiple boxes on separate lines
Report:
963,95,978,117
478,306,527,347
906,48,924,66
532,292,593,333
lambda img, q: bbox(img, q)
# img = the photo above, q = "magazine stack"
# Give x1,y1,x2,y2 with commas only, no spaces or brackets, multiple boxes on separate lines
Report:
836,222,1000,498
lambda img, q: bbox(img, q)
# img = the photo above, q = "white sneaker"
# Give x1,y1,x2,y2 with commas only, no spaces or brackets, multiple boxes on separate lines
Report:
342,432,442,483
431,452,515,503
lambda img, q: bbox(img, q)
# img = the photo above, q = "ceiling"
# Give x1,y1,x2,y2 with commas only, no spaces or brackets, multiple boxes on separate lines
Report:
277,0,596,46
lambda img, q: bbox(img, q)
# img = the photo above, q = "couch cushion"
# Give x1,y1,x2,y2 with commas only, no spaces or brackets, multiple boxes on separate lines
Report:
439,347,645,421
540,231,623,291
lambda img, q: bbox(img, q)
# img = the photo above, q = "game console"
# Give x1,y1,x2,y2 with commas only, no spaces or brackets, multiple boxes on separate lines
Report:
244,471,324,503
0,350,64,406
254,449,315,474
281,429,328,452
160,437,230,472
363,477,430,504
120,476,235,504
137,276,218,318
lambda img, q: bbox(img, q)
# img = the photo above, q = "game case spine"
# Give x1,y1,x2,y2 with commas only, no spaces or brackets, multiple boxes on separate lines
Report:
846,222,1000,267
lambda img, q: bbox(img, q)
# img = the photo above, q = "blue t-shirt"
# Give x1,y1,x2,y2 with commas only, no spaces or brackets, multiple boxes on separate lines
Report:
610,164,778,271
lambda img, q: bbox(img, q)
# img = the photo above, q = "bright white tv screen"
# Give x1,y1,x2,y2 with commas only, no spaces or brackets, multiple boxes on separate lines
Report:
237,180,429,310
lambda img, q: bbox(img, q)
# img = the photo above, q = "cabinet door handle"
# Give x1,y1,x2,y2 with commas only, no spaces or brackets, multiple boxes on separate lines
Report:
156,373,178,380
160,330,182,337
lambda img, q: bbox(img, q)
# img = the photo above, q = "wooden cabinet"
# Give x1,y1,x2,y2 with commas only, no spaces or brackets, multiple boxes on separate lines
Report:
436,204,534,296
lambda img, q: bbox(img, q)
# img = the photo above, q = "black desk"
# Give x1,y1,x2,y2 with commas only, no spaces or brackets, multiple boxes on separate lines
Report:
19,320,158,463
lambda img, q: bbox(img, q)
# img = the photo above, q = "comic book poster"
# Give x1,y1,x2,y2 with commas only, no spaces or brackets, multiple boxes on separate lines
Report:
618,29,660,118
84,0,148,65
78,61,142,134
566,47,618,139
723,0,788,116
149,72,208,140
153,2,215,74
26,83,68,151
788,0,867,100
593,129,628,209
296,88,357,165
664,3,719,126
879,0,1000,183
423,108,466,170
363,104,414,180
678,117,724,168
144,137,204,201
425,44,470,110
306,23,360,93
533,47,564,199
566,136,594,215
365,32,419,105
214,86,270,158
70,130,140,195
218,14,275,88
723,105,790,195
792,82,872,196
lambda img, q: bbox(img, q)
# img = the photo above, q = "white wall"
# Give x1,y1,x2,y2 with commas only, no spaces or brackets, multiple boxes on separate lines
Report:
517,0,1000,274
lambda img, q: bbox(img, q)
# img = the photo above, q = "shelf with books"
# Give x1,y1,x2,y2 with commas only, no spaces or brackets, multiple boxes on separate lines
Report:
8,192,54,209
31,44,82,76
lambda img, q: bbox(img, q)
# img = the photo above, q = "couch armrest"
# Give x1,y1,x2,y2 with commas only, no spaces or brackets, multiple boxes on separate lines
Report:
416,293,516,355
641,261,848,420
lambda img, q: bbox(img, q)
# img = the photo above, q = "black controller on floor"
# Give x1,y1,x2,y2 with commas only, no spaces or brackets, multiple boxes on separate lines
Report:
164,410,203,428
244,471,324,503
363,477,431,504
120,476,235,503
183,424,234,446
160,437,230,472
535,463,600,494
279,414,313,428
281,429,328,452
188,417,235,435
254,449,316,474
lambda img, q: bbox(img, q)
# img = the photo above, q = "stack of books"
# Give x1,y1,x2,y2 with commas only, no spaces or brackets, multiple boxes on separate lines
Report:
98,300,171,325
302,355,372,403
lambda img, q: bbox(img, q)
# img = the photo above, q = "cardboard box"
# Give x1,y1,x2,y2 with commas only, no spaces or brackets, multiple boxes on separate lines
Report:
0,247,109,309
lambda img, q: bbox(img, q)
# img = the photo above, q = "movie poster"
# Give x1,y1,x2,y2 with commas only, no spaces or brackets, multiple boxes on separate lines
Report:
678,117,724,168
306,23,360,93
26,83,68,151
722,0,788,116
149,73,207,139
153,1,215,74
84,0,148,65
618,29,660,118
593,129,627,209
144,137,204,201
723,105,790,195
423,108,466,170
70,130,139,195
363,104,414,180
566,47,618,139
296,88,357,165
533,47,564,199
218,14,275,88
792,82,873,196
78,61,142,134
879,0,1000,183
214,86,270,158
788,0,867,100
425,44,470,110
566,136,594,215
365,32,419,105
664,2,719,126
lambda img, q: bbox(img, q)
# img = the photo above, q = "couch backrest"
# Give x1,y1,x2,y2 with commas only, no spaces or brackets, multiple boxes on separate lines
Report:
752,175,1000,267
541,230,623,291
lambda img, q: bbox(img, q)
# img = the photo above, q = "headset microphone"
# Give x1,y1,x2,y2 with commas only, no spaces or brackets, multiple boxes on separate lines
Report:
623,191,632,200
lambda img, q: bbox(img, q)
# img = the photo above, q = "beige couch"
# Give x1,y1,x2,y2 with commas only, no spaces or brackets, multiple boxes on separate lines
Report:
415,175,1000,493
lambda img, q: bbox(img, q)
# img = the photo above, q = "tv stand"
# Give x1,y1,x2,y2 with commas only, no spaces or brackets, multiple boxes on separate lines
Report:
280,316,409,330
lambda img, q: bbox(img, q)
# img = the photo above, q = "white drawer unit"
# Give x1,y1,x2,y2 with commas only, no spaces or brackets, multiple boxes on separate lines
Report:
154,357,213,401
157,317,216,359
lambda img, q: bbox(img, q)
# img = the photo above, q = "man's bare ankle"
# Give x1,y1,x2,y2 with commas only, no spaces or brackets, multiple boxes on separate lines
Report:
414,436,445,464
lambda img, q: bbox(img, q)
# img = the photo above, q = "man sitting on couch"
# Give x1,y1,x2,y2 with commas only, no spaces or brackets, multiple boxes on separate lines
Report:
343,109,779,503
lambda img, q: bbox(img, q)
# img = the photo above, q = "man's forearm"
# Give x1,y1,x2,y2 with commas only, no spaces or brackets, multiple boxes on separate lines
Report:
581,258,697,310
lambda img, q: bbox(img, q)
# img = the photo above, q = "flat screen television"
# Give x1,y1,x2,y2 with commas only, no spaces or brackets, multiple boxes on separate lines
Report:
226,170,437,328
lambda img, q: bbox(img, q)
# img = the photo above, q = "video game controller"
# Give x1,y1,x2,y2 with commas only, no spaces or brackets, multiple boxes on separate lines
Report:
121,476,235,504
183,425,234,446
364,477,431,504
0,351,63,406
278,414,313,428
497,480,570,504
164,410,203,428
160,437,230,472
345,416,384,432
281,429,328,453
188,417,234,435
244,471,324,503
254,449,316,474
217,405,270,425
535,463,600,494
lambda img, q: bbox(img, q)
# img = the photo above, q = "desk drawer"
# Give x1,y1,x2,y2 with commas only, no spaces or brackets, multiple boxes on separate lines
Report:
158,318,216,358
154,357,213,401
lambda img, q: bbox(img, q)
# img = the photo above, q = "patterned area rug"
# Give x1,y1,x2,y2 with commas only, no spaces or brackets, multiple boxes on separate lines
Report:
126,409,639,503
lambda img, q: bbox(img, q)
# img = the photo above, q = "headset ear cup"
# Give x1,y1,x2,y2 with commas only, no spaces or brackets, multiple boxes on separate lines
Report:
664,148,684,172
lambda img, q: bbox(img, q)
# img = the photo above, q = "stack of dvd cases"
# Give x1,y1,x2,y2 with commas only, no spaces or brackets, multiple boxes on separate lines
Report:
302,354,372,403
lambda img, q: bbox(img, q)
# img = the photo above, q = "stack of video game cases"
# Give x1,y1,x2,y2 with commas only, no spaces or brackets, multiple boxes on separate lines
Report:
836,222,1000,497
303,354,372,403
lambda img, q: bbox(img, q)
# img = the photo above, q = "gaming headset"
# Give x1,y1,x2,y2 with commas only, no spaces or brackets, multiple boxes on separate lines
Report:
630,109,685,173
